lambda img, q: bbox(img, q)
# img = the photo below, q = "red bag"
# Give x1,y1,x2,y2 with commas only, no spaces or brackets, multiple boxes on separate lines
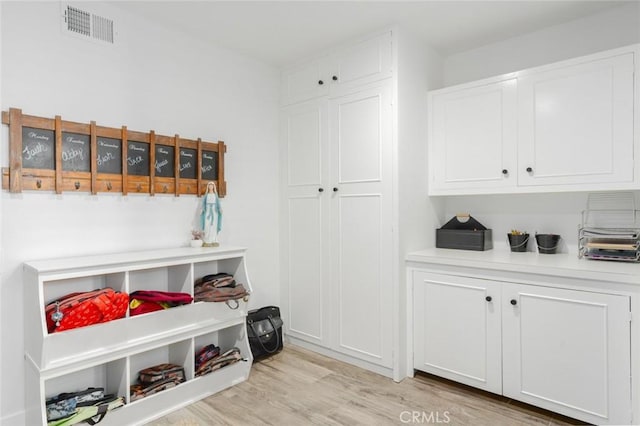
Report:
45,288,129,333
129,290,193,316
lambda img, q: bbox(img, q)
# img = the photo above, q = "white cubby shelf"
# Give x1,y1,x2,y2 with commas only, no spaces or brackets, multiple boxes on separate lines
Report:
24,246,254,426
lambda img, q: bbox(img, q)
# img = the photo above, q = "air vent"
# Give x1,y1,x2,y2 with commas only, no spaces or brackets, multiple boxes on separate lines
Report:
62,4,115,44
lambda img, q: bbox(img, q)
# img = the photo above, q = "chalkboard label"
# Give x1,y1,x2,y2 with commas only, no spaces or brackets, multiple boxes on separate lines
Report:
22,127,54,169
155,145,175,177
127,141,150,176
97,137,122,174
179,148,197,179
62,132,90,172
201,150,218,181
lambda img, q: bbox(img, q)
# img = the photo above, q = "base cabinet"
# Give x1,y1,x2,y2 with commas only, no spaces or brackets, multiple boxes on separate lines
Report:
24,247,254,426
413,271,631,425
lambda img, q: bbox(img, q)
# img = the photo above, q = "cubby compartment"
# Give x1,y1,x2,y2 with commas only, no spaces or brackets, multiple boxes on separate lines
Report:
24,246,253,425
129,263,191,294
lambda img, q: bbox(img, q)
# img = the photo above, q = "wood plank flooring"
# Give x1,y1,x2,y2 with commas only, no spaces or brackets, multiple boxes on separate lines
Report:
145,345,585,426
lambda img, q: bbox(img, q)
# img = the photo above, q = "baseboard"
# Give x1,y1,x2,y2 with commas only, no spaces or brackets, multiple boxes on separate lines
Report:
286,336,395,380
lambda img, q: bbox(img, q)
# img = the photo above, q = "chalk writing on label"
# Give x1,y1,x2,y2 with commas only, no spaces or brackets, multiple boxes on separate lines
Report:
97,152,116,166
181,150,193,158
180,162,192,172
99,141,119,149
203,152,214,160
65,135,86,145
130,144,146,152
201,164,213,173
156,159,169,173
27,131,50,141
158,147,170,155
62,147,85,162
23,142,48,160
128,155,143,166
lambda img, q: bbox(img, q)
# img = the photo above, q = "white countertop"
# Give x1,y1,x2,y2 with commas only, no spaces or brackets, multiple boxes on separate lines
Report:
406,248,640,285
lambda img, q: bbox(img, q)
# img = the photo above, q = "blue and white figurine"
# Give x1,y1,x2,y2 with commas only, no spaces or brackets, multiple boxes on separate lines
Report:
201,181,222,247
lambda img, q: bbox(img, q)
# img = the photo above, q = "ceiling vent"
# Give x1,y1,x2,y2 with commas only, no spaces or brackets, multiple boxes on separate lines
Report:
62,4,115,44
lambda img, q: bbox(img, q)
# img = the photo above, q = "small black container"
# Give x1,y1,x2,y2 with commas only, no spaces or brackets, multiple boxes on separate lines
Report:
535,234,561,254
507,233,529,252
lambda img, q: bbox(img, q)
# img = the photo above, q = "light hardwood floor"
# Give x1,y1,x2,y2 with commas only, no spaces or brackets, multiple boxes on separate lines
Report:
146,345,585,426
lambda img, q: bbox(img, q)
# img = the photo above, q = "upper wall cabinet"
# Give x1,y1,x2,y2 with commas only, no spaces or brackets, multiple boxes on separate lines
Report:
281,31,392,105
428,45,639,196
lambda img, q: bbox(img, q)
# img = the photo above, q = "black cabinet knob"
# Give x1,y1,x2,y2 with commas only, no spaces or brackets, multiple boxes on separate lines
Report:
332,75,338,81
502,169,508,175
318,80,324,85
485,296,492,302
510,299,517,306
333,187,339,192
318,188,324,192
526,167,533,173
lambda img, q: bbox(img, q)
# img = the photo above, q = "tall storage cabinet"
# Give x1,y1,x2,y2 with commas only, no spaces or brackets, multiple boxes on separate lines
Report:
24,247,253,425
280,30,395,374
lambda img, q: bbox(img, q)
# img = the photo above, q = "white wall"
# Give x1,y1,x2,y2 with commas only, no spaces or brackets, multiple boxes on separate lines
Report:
435,2,640,254
443,2,640,87
0,2,280,422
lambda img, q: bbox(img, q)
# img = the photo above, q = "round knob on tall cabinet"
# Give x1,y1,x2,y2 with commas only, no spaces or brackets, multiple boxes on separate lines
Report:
332,75,338,81
510,299,518,306
318,188,324,193
318,80,324,85
485,296,492,302
333,187,339,192
526,167,533,173
502,169,508,175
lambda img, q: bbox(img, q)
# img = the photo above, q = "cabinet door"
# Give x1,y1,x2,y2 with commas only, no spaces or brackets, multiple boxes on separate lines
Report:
429,79,517,194
280,99,330,347
329,31,392,96
328,83,393,368
281,57,330,105
502,284,631,425
413,272,502,394
517,53,634,187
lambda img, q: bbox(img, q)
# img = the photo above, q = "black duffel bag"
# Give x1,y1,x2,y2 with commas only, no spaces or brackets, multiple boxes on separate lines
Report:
246,306,283,360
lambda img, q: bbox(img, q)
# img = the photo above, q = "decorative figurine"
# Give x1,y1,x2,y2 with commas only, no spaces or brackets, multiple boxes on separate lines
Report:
200,181,222,247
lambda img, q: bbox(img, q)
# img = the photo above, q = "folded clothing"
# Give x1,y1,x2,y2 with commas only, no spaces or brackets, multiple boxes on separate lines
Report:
129,290,193,316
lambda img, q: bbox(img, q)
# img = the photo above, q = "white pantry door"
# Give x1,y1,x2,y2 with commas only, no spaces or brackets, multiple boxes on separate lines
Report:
281,99,330,347
328,83,393,368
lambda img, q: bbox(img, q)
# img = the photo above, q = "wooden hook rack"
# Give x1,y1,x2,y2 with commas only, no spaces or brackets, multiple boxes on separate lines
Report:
1,108,227,197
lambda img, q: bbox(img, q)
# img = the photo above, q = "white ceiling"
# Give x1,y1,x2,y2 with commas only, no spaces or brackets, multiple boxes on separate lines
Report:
113,1,634,67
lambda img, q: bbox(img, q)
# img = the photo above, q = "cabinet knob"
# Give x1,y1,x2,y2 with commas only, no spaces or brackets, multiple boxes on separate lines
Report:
526,167,533,173
318,187,324,193
74,181,80,190
502,169,508,175
510,299,518,306
332,75,338,81
333,187,339,192
318,80,324,85
485,296,492,302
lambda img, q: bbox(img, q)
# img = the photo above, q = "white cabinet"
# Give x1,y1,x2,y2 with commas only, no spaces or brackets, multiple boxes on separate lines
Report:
281,31,392,105
428,45,639,195
413,272,502,394
24,247,253,426
411,262,632,425
502,283,631,425
517,52,634,187
281,81,394,371
429,79,517,192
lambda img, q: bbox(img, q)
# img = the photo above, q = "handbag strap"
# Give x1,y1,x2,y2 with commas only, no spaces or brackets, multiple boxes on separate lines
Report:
249,316,281,354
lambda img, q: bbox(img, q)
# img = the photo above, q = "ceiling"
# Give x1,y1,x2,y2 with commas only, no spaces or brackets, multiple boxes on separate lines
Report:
113,1,635,67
